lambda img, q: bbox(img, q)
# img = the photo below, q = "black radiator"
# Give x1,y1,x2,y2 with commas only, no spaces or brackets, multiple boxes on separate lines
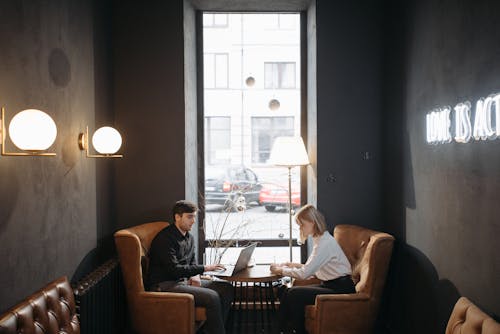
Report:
73,258,128,334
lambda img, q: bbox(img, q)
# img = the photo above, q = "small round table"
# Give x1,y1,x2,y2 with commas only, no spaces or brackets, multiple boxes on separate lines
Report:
215,265,281,332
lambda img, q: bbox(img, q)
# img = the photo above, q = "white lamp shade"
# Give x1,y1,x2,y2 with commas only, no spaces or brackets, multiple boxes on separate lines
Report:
269,136,309,166
8,109,57,151
92,126,122,154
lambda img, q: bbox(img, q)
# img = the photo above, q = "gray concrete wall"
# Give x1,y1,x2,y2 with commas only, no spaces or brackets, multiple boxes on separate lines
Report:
0,0,98,312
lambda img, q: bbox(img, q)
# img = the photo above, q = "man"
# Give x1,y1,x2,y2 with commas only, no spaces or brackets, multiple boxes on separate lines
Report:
148,200,234,334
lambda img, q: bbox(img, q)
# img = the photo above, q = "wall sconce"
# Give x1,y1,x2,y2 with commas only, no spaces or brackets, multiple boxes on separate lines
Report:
79,126,123,158
0,107,57,156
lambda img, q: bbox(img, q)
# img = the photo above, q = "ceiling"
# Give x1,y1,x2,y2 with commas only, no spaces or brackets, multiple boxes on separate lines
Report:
189,0,313,11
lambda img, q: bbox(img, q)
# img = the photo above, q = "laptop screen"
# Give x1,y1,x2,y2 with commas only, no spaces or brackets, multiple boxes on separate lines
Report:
233,242,258,273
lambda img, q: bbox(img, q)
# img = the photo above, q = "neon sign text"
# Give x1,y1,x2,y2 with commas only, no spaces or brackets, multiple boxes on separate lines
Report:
426,93,500,144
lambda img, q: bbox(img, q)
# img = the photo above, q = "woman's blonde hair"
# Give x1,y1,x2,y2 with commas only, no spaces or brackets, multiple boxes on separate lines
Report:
294,204,327,243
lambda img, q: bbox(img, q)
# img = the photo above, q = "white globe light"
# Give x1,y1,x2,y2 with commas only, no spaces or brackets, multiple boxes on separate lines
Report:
8,109,57,151
245,76,255,87
92,126,122,154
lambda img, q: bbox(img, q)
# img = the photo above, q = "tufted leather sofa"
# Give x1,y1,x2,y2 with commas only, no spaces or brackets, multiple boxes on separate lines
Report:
446,297,500,334
301,224,394,334
0,276,79,334
114,221,207,334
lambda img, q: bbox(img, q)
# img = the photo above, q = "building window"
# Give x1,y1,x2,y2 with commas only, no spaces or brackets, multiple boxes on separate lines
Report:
251,117,295,163
205,117,231,165
204,53,229,89
203,13,229,28
264,62,296,89
263,14,296,30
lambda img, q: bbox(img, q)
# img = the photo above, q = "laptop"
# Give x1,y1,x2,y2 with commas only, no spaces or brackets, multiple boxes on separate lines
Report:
204,242,258,277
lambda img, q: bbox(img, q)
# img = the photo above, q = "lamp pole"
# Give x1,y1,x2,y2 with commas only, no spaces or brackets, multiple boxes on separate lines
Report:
288,165,293,262
240,14,245,165
268,136,309,263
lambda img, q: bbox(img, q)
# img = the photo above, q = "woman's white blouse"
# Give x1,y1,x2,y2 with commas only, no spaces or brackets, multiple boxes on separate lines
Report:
281,232,352,280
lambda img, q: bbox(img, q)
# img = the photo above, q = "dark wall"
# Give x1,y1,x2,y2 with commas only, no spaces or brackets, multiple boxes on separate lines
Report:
0,0,101,312
112,1,187,229
382,0,500,332
316,0,383,230
93,0,119,264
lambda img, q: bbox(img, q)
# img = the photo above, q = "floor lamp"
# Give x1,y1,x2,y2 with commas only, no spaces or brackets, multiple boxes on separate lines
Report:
269,136,310,262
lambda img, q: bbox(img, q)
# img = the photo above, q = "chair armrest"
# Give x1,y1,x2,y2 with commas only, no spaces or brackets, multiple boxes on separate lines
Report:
131,291,198,334
291,277,322,287
306,293,374,334
316,292,370,303
315,292,372,318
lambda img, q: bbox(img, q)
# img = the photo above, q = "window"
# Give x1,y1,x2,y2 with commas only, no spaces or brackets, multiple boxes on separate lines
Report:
251,117,294,163
264,62,296,89
201,13,303,264
205,117,231,165
204,53,229,88
203,13,229,27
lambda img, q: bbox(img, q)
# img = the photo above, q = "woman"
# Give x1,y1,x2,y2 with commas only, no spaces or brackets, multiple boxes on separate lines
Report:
270,204,355,333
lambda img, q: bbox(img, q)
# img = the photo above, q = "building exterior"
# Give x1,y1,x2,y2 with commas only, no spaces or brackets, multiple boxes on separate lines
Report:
203,13,301,177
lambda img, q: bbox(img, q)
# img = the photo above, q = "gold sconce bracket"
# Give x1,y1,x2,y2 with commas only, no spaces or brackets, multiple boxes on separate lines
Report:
78,132,87,150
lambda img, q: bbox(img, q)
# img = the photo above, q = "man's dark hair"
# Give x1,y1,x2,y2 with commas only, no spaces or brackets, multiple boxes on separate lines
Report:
172,200,198,220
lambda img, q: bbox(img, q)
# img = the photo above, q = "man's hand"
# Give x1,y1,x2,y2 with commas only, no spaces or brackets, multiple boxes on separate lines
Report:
188,275,201,287
204,264,226,272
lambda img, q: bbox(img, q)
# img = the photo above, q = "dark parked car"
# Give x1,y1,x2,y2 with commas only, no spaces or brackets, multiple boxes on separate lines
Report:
204,166,262,209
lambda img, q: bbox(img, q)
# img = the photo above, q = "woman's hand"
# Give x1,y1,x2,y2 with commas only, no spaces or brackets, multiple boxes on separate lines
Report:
270,263,283,275
283,262,304,269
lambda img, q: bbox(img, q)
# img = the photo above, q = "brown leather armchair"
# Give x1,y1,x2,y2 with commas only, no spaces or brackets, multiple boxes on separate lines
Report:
446,297,500,334
114,221,206,334
302,224,394,334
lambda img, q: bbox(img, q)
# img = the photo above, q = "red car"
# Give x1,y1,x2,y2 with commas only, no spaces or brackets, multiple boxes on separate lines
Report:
258,183,300,212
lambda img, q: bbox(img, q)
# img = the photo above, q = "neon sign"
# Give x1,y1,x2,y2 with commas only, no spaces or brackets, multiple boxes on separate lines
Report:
426,93,500,144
